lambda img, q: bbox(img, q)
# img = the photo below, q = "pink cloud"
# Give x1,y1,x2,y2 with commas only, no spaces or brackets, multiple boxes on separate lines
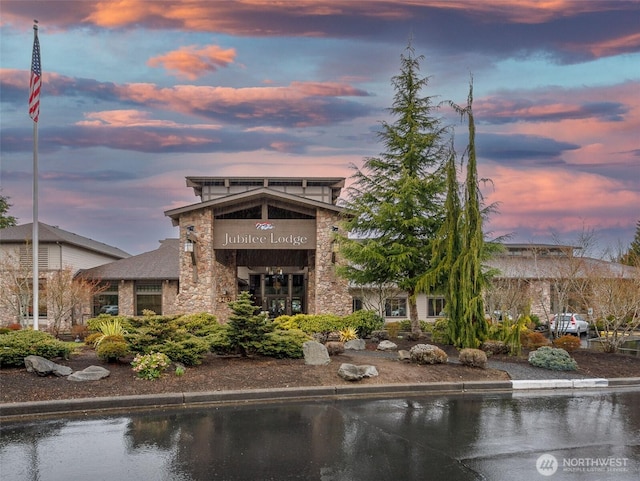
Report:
76,110,220,129
148,45,236,80
482,166,640,236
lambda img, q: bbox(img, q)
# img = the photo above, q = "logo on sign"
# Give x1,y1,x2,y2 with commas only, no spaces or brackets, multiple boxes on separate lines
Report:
255,222,274,230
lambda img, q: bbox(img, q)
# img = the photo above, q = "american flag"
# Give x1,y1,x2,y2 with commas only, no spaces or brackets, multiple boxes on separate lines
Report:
29,25,41,122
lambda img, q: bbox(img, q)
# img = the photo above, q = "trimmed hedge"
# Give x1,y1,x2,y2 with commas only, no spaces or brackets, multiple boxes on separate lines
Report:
0,330,71,367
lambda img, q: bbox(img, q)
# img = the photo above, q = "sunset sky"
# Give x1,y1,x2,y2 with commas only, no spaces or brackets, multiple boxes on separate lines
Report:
1,0,639,257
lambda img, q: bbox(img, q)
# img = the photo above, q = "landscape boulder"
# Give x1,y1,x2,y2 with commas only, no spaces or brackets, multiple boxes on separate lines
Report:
397,350,411,362
337,363,379,381
24,355,73,377
68,365,111,382
325,341,345,356
344,339,366,351
377,340,398,352
409,344,448,365
303,341,331,365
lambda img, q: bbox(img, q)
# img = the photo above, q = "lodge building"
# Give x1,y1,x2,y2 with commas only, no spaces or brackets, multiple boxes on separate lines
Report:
164,177,352,321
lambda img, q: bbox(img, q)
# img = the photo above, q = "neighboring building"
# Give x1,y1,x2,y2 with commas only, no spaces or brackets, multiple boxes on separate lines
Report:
78,239,179,316
0,222,130,326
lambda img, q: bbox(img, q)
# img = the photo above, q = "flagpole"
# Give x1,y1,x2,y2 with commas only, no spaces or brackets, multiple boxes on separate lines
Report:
31,20,40,331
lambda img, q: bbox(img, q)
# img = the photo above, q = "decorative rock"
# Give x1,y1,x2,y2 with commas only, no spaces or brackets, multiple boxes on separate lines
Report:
303,341,331,365
325,341,345,356
24,355,73,377
377,340,398,351
409,344,448,365
344,339,366,351
397,350,411,362
370,330,389,341
337,363,379,381
68,366,111,382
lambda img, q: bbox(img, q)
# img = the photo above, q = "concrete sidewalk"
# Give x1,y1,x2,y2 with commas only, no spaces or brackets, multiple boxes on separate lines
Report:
2,377,639,421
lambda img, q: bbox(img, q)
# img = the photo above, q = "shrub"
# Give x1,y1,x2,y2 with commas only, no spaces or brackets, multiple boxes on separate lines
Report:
528,346,578,371
173,312,220,336
0,330,71,367
385,321,401,338
430,318,450,345
409,344,448,365
480,340,509,355
553,334,582,352
208,324,233,354
131,352,171,380
272,315,299,330
85,332,102,346
94,318,128,347
71,324,89,340
87,314,133,333
153,338,210,366
295,314,344,336
339,327,358,342
95,335,128,362
0,328,11,335
521,331,551,350
343,310,384,337
257,329,311,359
459,348,487,369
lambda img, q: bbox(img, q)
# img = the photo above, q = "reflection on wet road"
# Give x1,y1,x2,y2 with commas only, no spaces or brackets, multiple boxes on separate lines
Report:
1,389,639,480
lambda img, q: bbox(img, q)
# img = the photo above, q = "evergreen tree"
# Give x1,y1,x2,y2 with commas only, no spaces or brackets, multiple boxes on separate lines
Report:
0,193,18,228
339,45,448,336
226,291,273,356
417,80,490,348
621,220,640,267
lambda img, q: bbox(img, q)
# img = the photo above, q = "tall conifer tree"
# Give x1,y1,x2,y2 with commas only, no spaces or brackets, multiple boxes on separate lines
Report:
418,80,489,348
339,44,448,335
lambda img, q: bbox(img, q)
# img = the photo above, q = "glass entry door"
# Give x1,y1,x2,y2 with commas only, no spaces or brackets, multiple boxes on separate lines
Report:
249,273,305,317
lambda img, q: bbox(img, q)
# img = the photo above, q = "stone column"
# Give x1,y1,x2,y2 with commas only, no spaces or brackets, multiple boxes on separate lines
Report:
314,210,351,316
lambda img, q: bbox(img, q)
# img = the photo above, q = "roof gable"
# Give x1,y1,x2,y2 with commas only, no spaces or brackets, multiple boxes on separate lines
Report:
0,222,130,259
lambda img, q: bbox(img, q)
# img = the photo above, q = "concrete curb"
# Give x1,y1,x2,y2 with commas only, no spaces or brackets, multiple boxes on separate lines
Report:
2,377,639,421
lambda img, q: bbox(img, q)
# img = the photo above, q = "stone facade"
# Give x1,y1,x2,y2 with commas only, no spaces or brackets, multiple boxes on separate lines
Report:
313,209,351,316
175,210,215,314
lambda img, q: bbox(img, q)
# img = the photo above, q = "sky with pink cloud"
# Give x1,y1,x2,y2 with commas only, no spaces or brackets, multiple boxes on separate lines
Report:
1,0,638,256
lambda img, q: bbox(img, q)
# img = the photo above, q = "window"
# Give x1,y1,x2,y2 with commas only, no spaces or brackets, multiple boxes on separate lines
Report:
352,298,363,312
384,298,407,317
94,282,118,316
427,297,446,317
136,282,162,315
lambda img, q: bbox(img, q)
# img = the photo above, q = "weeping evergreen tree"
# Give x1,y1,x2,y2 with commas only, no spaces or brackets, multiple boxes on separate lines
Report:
621,220,640,267
339,44,448,336
417,80,490,348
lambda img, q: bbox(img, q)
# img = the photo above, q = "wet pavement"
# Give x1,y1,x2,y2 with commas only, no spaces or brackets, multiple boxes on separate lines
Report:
1,388,639,480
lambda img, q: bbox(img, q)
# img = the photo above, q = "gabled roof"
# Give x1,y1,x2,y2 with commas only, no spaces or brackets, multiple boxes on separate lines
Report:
78,239,179,280
165,187,345,225
0,222,130,259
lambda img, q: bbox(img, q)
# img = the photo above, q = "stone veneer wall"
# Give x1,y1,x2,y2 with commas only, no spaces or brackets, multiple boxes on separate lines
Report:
118,280,134,316
162,280,179,315
175,210,215,313
212,248,236,322
314,209,351,316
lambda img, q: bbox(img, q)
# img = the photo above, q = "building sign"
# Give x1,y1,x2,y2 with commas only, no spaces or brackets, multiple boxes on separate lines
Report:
214,219,316,249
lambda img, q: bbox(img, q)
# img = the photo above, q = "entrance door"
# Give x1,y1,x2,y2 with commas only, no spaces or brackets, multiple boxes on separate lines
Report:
249,273,306,317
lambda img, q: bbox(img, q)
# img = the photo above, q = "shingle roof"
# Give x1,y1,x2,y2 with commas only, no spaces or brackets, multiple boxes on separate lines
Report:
78,239,179,280
0,222,130,259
